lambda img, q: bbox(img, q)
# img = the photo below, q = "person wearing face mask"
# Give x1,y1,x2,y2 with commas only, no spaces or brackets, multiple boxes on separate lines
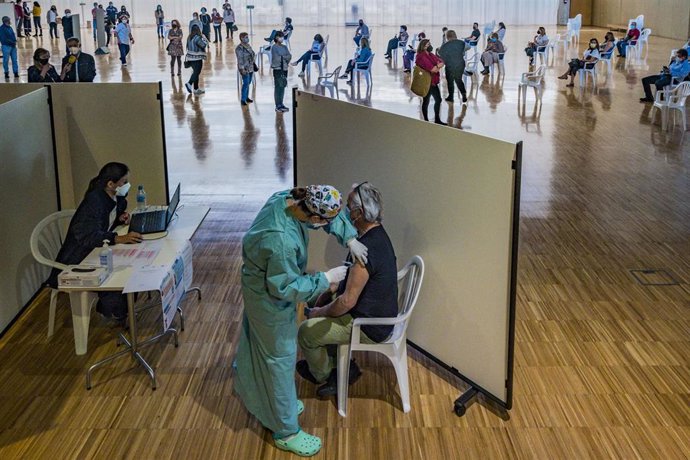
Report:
46,5,58,39
235,32,256,106
0,16,19,80
167,19,184,76
353,18,369,46
464,22,481,46
188,12,202,37
116,5,130,22
290,33,325,77
61,9,74,51
384,24,408,60
115,16,134,66
639,48,690,102
222,2,235,40
480,32,506,75
415,38,447,125
437,30,467,104
265,17,293,44
234,185,367,457
185,24,208,95
154,5,164,39
558,38,600,87
271,30,291,112
339,36,371,83
46,162,142,323
616,22,640,58
106,2,117,24
199,7,211,41
524,26,549,66
61,37,96,82
211,8,222,43
28,47,60,82
297,182,398,399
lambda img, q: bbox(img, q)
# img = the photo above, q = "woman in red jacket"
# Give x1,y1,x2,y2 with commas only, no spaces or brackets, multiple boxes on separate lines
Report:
415,38,447,125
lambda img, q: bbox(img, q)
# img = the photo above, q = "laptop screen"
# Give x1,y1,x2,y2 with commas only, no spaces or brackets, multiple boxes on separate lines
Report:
166,183,181,224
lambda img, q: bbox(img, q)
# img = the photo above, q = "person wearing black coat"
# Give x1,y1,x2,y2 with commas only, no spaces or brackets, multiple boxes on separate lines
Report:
61,37,96,82
47,162,143,320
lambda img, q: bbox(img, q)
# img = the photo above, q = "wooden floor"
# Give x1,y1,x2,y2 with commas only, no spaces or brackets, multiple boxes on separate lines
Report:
1,25,689,459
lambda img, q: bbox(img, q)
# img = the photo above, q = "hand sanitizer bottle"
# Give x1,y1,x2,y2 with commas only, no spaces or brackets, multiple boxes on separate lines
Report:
99,239,113,273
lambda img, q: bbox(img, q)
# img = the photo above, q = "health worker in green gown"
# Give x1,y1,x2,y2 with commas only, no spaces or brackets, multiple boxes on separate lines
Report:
234,185,368,457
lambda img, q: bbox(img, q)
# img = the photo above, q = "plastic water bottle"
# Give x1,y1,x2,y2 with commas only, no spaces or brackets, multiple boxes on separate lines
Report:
99,240,113,273
136,185,147,210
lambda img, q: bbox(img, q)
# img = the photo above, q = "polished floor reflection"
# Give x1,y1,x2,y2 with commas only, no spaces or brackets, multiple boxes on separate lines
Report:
1,25,689,459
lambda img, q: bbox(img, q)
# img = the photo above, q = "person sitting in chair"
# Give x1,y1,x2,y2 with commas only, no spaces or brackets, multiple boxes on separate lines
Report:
616,21,640,58
297,182,399,397
384,25,408,60
639,48,690,102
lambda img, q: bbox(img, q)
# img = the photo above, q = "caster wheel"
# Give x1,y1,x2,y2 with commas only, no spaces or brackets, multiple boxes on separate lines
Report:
454,403,466,417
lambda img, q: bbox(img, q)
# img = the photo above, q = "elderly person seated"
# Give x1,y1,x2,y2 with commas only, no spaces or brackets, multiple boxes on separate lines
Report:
297,182,398,397
384,25,409,60
640,48,690,102
480,32,505,75
616,21,640,58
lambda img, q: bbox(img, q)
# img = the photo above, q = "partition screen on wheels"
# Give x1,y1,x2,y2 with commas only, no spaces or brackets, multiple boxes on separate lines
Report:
293,90,521,412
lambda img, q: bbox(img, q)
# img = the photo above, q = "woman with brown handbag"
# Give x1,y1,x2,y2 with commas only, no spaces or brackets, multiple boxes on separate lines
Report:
414,38,447,125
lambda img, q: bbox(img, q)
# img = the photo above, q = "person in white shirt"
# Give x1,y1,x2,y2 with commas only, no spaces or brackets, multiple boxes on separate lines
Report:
558,38,600,87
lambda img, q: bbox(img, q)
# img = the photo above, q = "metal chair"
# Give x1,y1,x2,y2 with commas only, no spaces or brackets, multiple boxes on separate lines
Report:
337,255,425,417
29,210,76,337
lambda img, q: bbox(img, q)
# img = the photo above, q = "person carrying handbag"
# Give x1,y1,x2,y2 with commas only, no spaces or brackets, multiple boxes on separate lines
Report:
413,38,447,125
185,24,208,95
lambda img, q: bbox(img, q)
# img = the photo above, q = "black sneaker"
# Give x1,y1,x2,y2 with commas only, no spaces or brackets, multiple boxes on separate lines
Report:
445,96,454,102
4,73,9,80
639,97,654,103
435,120,448,126
296,360,320,384
246,98,253,103
316,360,362,397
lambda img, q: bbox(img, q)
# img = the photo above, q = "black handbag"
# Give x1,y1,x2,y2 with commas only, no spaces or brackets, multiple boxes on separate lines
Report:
184,56,192,68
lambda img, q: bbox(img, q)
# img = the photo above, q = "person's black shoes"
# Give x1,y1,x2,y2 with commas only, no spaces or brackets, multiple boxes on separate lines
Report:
639,97,654,103
445,96,454,102
316,360,363,397
434,119,448,126
246,98,253,103
296,359,321,384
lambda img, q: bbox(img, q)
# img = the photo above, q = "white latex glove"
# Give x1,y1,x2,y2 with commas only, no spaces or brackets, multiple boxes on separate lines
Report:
324,265,348,284
347,239,368,265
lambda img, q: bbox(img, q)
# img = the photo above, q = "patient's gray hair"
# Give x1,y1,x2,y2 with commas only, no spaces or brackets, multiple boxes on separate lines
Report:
351,182,383,223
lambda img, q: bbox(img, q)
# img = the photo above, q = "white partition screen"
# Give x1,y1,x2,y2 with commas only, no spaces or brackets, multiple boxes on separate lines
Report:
294,91,521,410
0,88,59,333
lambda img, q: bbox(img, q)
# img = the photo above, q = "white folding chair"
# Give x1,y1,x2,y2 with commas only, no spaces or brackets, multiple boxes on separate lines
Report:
318,65,341,97
578,60,598,88
518,65,546,101
651,81,690,131
29,210,76,338
353,53,375,92
337,255,425,417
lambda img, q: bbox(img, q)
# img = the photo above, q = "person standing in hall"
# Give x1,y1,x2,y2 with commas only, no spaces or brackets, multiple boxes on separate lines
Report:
271,30,291,113
90,2,98,41
223,2,236,40
154,5,164,39
167,20,184,76
185,24,208,95
415,38,447,125
199,7,211,42
46,5,58,39
13,1,24,38
32,2,41,37
1,16,19,80
115,16,134,67
437,30,467,104
236,32,256,106
61,9,74,52
211,8,222,43
106,2,117,24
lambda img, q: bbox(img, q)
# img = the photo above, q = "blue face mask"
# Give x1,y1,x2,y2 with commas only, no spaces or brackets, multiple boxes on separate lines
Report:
491,38,497,42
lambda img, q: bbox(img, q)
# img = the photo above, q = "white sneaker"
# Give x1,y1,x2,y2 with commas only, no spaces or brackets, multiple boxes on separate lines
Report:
194,88,205,95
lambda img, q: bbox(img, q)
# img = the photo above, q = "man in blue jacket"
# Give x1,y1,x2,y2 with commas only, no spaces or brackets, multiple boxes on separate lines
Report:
0,16,19,79
640,48,690,102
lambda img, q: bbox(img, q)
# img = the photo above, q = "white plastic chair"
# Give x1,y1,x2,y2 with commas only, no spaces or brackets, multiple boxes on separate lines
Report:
306,44,326,78
651,81,690,131
393,36,408,67
29,210,75,337
638,27,651,54
462,50,480,87
257,45,271,72
353,52,375,91
323,34,330,61
535,44,549,66
284,29,292,50
489,48,506,76
337,255,425,417
578,59,598,88
318,65,341,97
599,41,616,74
518,65,546,101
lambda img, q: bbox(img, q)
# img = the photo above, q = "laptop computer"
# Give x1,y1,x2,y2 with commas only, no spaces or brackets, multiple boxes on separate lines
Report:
129,183,181,234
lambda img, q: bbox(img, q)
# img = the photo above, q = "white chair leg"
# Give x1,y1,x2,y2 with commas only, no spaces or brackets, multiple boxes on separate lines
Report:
69,291,97,355
391,345,411,412
47,289,58,338
337,344,351,417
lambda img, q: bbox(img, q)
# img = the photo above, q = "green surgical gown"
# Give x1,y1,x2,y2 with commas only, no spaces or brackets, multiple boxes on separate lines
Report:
234,190,357,438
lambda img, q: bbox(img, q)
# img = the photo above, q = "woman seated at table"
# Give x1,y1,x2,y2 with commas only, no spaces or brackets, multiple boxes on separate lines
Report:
290,33,325,77
338,37,372,83
47,162,143,323
558,38,601,87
